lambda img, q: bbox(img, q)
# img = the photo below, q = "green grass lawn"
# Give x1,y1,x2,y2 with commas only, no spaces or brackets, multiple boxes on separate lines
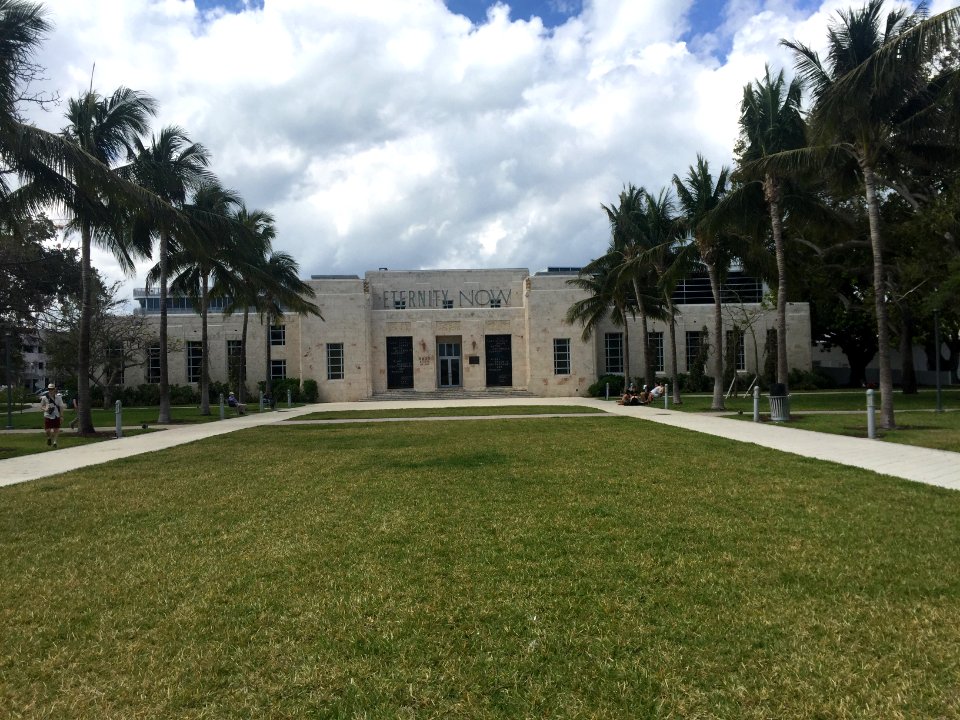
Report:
0,428,157,460
740,409,960,453
671,387,960,413
0,405,247,431
295,405,604,421
2,418,959,718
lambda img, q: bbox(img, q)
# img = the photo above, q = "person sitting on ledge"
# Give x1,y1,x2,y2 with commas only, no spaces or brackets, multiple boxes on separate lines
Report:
650,382,665,401
227,391,246,415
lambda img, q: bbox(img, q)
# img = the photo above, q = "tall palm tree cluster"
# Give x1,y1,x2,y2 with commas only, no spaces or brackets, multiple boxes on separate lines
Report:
569,1,959,427
0,0,321,432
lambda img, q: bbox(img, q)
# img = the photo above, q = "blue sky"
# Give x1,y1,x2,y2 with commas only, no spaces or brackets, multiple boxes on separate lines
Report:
194,1,825,56
40,0,923,287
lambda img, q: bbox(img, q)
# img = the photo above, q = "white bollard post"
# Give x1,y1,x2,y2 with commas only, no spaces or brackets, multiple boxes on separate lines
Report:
259,391,264,412
664,383,669,409
866,389,876,439
287,388,292,408
219,393,225,420
115,399,123,438
605,382,609,401
753,386,760,422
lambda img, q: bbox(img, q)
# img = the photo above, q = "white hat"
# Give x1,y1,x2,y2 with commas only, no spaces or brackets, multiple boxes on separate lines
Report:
47,383,56,389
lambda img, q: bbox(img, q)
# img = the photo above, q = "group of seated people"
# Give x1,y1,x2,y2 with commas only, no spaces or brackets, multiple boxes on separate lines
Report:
619,382,666,406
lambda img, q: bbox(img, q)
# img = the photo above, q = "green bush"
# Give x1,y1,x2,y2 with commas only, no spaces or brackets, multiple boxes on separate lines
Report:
788,367,837,391
303,379,319,403
683,327,711,392
588,374,625,397
134,384,160,406
262,377,302,404
170,384,197,405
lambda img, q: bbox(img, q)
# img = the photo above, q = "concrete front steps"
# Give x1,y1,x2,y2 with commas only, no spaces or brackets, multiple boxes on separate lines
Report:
367,388,537,402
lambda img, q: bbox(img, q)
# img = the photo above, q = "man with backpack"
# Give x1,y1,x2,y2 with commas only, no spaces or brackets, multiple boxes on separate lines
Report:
40,382,65,448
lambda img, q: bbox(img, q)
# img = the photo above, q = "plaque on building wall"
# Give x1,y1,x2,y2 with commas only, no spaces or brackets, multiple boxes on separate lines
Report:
485,334,512,387
485,320,512,333
386,336,414,389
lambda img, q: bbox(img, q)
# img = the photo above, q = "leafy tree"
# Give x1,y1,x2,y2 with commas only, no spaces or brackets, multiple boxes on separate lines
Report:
253,251,322,399
602,184,667,387
127,126,212,423
780,1,960,427
60,86,156,433
735,66,807,390
673,156,731,410
161,179,242,414
45,279,158,408
566,255,633,380
0,213,80,327
640,187,687,404
221,205,276,403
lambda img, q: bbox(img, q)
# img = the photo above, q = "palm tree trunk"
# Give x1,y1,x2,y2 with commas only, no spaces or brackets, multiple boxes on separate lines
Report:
666,295,681,404
77,221,95,434
621,307,631,385
706,261,725,410
158,229,171,424
632,279,651,387
239,307,249,403
765,174,789,389
862,162,895,429
199,273,210,415
265,312,272,402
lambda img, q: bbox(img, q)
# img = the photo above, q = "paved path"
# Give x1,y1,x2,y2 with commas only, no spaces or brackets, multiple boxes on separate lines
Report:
1,398,957,491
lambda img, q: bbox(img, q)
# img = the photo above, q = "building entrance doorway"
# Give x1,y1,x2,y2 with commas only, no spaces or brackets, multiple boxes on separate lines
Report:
485,334,512,387
437,339,461,388
386,336,414,389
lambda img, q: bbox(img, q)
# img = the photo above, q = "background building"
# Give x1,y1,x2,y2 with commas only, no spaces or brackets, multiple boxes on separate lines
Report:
127,267,812,400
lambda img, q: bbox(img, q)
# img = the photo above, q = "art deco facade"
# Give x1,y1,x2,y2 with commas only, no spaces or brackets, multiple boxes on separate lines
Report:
126,267,812,400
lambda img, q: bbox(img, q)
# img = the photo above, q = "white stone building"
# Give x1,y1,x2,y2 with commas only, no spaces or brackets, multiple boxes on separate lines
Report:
125,267,812,400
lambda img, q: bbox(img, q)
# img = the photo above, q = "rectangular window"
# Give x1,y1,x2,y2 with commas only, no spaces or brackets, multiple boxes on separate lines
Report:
227,340,243,386
604,332,623,374
270,324,286,346
685,331,703,372
649,331,664,373
394,299,406,310
327,343,344,380
489,298,501,308
187,341,203,384
271,359,287,380
442,299,454,309
726,329,746,372
553,338,571,375
147,344,161,383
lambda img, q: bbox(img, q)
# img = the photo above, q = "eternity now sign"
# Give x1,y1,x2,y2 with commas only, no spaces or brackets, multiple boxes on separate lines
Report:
380,288,512,309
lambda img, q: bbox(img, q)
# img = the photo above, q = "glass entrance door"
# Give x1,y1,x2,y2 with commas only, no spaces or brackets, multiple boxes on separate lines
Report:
437,341,461,388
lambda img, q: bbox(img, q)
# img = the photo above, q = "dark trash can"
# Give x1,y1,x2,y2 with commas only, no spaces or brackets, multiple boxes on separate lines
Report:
768,383,790,422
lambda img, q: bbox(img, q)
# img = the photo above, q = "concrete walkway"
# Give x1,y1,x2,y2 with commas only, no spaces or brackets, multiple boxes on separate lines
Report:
1,397,957,491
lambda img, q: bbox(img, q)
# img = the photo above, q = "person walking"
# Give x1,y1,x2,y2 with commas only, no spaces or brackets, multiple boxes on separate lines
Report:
40,382,66,448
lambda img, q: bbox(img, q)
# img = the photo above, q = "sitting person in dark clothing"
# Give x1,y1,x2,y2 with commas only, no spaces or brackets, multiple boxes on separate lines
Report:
227,391,246,415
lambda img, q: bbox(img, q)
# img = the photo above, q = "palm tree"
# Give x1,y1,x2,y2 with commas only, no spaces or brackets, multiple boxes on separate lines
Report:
128,126,211,423
641,187,687,404
62,87,156,433
221,205,276,403
602,184,665,387
738,66,807,390
255,251,322,401
159,179,242,415
673,155,731,411
780,1,960,428
566,254,633,383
